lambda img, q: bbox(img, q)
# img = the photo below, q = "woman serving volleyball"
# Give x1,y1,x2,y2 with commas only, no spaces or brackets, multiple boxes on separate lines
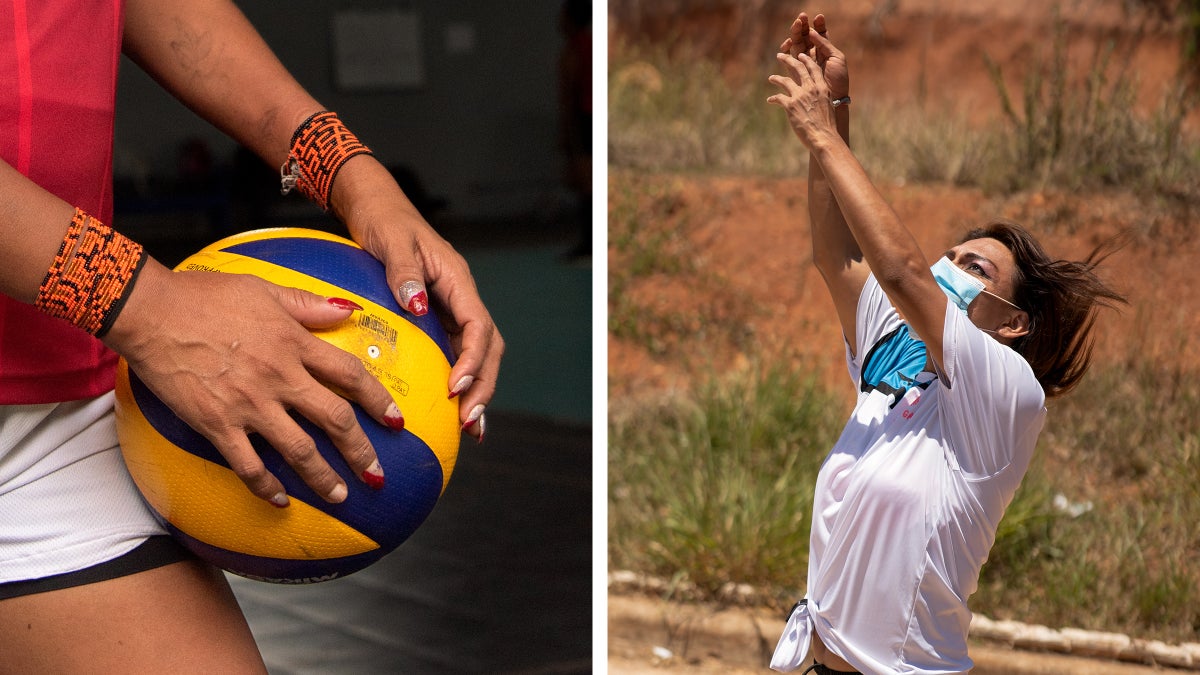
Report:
765,12,1124,674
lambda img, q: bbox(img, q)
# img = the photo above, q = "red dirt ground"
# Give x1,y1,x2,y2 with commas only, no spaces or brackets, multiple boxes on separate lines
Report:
608,169,1200,415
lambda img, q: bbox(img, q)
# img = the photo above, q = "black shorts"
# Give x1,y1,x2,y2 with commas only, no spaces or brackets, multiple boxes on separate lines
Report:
0,535,194,601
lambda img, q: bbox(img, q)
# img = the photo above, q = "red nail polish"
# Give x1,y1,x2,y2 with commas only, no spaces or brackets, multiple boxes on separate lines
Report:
461,404,484,433
328,297,363,311
384,402,405,432
361,469,385,490
408,290,429,316
448,375,474,399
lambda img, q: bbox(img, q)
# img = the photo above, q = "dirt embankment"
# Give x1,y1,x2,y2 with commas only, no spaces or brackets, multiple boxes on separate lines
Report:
608,0,1200,404
609,0,1198,130
609,171,1200,408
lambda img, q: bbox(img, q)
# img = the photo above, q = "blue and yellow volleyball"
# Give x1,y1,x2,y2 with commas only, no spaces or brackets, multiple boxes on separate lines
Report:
114,228,460,583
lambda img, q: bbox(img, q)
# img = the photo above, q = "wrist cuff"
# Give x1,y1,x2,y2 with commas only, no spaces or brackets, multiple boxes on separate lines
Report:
36,208,146,337
280,111,372,211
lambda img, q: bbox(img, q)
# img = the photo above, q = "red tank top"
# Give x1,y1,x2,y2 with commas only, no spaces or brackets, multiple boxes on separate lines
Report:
0,0,124,404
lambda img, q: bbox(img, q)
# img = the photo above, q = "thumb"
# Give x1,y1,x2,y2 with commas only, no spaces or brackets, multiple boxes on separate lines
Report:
809,28,829,48
383,253,430,316
268,283,364,328
395,278,430,317
808,24,838,56
367,236,430,316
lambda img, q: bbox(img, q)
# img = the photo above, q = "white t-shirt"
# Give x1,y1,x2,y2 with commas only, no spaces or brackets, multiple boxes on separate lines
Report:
773,275,1047,674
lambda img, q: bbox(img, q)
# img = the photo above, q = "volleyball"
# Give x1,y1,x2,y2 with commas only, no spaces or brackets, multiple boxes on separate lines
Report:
114,228,460,583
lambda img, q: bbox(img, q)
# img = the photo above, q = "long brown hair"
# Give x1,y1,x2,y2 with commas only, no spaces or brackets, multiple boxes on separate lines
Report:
960,220,1127,398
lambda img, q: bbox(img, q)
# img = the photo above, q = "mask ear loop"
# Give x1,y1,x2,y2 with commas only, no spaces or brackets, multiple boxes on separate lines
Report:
979,289,1023,312
978,290,1034,337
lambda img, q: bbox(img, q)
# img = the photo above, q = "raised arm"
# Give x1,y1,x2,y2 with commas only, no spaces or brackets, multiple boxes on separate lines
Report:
122,0,503,439
768,28,951,370
781,13,868,355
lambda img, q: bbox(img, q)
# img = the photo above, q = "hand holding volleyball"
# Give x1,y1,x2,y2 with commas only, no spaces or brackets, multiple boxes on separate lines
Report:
112,229,462,582
103,250,397,507
329,157,504,443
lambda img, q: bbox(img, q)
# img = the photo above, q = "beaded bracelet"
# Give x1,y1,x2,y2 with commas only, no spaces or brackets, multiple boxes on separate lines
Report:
36,208,147,337
279,111,372,211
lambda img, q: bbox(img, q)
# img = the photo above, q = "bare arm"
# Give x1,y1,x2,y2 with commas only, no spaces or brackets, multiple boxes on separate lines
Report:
0,161,77,303
122,0,319,167
769,41,949,370
120,1,415,230
781,13,868,355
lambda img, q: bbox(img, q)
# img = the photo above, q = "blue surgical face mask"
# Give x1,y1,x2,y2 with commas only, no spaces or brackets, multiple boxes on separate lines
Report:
930,256,1024,316
930,256,985,314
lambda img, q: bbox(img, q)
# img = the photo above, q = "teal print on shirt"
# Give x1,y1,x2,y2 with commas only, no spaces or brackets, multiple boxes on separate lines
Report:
860,324,930,407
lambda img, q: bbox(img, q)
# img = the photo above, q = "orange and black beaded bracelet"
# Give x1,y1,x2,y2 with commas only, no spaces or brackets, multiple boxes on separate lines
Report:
279,111,372,211
35,208,147,337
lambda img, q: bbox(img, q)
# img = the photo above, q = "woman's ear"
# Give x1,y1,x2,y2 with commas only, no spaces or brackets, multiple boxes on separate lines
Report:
994,309,1031,340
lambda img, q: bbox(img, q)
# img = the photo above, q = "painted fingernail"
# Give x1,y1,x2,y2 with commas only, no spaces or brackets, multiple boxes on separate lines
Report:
270,492,290,508
448,375,474,399
327,483,348,503
461,404,485,432
361,460,385,490
383,402,406,432
398,280,429,316
476,413,487,444
327,297,363,311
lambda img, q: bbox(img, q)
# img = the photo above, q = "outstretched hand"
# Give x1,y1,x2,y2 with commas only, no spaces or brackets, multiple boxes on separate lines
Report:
779,12,849,100
768,49,839,149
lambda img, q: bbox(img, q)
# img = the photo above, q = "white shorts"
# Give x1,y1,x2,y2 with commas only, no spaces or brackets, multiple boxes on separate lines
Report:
0,392,166,584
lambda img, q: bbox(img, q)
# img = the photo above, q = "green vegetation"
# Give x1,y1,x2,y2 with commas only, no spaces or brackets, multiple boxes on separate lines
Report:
981,13,1197,195
971,362,1200,641
609,52,804,176
609,362,842,594
609,26,1200,199
609,359,1200,643
607,177,694,354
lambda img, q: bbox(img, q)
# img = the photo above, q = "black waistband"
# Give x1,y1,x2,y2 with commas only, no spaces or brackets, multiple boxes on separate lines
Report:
802,661,861,675
0,535,193,601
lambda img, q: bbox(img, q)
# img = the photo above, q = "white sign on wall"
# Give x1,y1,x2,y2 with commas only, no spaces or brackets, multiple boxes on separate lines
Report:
333,9,425,90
